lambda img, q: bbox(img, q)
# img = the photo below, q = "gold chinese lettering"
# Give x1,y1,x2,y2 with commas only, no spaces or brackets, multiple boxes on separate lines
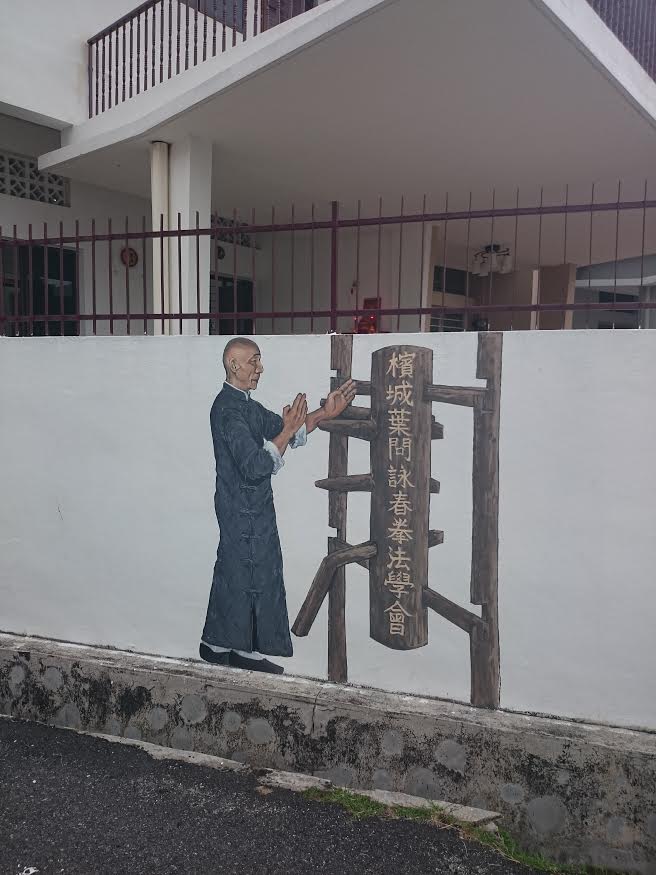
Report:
388,517,413,544
386,351,416,379
385,381,414,407
389,491,412,516
387,408,412,437
384,571,412,597
387,545,411,572
385,599,411,635
387,465,414,490
388,436,412,463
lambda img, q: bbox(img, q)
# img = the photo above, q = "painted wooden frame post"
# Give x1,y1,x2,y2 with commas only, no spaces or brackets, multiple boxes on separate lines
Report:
292,333,502,709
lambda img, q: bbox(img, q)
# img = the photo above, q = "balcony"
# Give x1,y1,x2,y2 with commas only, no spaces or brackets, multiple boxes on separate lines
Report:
587,0,656,80
87,0,321,117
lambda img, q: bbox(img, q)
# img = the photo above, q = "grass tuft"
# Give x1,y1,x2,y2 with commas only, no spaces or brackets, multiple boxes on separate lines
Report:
303,788,622,875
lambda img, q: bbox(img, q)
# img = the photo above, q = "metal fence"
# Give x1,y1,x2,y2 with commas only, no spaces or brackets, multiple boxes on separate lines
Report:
587,0,656,80
2,187,656,337
87,0,318,117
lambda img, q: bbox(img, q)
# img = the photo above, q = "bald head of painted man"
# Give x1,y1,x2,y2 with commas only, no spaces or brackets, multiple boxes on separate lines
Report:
223,337,264,393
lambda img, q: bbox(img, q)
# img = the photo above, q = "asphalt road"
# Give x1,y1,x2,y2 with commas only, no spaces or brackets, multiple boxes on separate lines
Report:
0,717,542,875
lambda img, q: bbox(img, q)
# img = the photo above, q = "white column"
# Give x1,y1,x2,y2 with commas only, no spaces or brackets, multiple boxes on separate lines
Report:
168,136,213,336
150,141,170,336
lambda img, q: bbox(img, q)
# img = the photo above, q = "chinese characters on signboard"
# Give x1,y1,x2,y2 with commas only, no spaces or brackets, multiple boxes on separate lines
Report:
384,351,417,639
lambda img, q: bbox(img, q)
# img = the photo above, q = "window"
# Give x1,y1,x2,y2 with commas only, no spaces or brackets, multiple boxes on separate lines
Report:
430,312,464,332
1,244,79,336
0,150,69,207
433,265,468,295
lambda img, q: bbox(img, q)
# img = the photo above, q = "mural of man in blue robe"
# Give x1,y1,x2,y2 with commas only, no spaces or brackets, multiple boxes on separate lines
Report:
200,337,356,674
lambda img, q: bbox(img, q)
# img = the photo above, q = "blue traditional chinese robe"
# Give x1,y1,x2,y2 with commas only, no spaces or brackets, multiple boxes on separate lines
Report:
201,383,294,656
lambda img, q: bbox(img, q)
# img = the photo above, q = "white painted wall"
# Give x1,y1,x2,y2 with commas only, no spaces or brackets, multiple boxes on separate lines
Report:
0,0,141,126
1,330,655,730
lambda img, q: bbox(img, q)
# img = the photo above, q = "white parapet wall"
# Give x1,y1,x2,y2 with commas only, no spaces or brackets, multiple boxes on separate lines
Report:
0,330,655,731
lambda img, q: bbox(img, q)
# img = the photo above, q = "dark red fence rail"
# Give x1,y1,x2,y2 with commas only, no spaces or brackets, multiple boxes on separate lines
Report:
2,190,656,337
87,0,319,117
587,0,656,79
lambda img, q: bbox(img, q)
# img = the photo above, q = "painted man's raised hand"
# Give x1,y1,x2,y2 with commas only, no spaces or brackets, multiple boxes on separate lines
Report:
323,378,357,419
282,393,308,434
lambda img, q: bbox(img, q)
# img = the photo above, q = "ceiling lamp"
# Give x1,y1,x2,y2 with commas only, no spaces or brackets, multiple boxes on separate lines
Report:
472,243,512,276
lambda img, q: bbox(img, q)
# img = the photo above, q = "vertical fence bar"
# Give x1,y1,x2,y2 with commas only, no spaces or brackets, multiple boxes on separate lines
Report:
129,18,134,97
27,224,34,336
144,8,149,91
108,34,113,107
160,0,165,82
177,212,183,334
91,219,97,334
12,226,19,337
241,0,247,42
511,188,520,331
203,0,208,60
108,218,114,335
185,0,190,69
169,0,173,78
418,193,426,333
213,0,218,55
222,0,227,50
58,221,65,336
290,203,295,334
115,30,120,105
43,223,49,337
136,14,141,94
640,180,647,325
194,0,199,66
196,211,201,335
88,43,93,117
251,208,257,334
355,200,362,332
160,213,166,335
232,0,238,46
177,0,182,74
486,189,496,322
396,196,404,331
441,192,449,331
254,0,259,37
586,184,595,330
101,37,106,112
269,206,275,333
212,218,218,336
122,25,127,102
535,187,543,330
74,220,80,337
95,42,100,115
310,203,315,332
142,216,148,335
464,192,472,332
330,200,339,332
376,196,382,332
612,181,621,329
125,217,132,335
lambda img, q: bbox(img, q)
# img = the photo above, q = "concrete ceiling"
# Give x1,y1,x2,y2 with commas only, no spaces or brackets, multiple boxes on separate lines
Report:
42,0,656,243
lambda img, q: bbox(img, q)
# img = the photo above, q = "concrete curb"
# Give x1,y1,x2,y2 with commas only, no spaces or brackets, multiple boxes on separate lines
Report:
8,717,502,832
1,633,655,873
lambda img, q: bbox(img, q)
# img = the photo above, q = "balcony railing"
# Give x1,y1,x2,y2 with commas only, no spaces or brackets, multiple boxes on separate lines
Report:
87,0,318,117
587,0,656,80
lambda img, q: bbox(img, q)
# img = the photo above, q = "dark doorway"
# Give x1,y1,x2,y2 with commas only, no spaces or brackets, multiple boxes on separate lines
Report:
210,274,254,335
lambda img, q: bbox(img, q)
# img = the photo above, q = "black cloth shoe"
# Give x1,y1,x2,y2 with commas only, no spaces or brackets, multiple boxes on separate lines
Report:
199,643,231,665
229,652,284,674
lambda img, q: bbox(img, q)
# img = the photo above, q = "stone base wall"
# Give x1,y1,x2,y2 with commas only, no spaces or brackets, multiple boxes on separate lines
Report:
1,634,654,874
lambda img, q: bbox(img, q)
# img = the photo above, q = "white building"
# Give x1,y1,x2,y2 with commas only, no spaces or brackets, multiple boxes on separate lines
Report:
2,0,656,335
